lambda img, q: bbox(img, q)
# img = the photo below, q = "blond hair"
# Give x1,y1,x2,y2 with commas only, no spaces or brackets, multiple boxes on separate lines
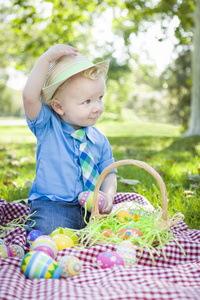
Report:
45,65,106,107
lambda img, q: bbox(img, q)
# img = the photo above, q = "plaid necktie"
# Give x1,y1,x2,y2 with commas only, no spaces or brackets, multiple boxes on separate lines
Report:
71,129,99,191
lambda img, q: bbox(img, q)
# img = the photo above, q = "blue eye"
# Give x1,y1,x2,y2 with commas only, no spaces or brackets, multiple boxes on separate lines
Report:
83,100,90,105
99,96,103,101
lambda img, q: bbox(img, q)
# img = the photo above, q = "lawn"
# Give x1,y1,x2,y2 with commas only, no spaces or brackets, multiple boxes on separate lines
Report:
0,121,200,229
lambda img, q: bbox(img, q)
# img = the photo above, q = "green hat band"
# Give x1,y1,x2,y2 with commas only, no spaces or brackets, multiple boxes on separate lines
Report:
52,61,94,84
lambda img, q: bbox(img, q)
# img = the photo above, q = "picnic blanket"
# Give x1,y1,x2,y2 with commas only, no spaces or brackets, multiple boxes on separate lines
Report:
0,194,200,300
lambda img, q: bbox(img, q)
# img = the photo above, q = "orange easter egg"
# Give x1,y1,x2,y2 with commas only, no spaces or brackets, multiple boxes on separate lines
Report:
117,227,143,240
101,229,115,238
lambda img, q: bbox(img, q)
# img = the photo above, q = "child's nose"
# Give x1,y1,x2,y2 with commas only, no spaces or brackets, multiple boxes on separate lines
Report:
92,102,102,113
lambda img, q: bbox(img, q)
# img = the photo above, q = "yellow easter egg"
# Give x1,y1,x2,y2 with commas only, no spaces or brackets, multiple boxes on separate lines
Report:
116,210,139,223
52,234,74,251
51,228,79,245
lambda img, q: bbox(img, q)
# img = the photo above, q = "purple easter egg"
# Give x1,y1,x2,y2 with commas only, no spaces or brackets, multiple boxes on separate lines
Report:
26,230,43,247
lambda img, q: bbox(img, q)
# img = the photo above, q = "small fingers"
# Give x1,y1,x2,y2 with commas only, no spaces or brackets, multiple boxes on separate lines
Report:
54,44,78,56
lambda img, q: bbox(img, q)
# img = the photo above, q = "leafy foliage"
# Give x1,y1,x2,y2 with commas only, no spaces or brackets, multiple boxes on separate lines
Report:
0,0,198,125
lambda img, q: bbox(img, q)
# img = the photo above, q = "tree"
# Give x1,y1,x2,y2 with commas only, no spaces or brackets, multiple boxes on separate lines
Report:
185,0,200,135
161,49,192,127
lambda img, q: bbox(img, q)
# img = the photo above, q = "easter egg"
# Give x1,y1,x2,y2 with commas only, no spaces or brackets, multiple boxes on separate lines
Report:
117,227,143,240
101,229,115,238
33,235,57,244
21,251,61,279
58,255,82,278
116,210,139,223
78,191,107,213
130,209,147,218
116,241,137,266
51,227,79,245
52,234,74,251
26,230,43,247
0,244,13,258
9,245,24,258
0,239,5,245
30,236,58,259
96,251,124,269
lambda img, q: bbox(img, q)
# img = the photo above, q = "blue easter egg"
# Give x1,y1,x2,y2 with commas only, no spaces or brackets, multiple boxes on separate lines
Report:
21,251,61,279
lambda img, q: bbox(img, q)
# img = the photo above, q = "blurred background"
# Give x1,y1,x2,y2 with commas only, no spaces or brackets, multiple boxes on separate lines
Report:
0,0,199,135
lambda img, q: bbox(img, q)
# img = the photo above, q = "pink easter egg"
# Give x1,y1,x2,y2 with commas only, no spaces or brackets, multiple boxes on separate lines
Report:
96,251,124,269
30,236,58,259
78,191,107,212
0,244,13,258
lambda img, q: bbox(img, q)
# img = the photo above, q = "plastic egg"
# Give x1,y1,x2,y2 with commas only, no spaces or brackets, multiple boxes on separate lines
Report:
58,255,82,278
78,191,107,213
21,251,61,279
116,241,137,266
117,227,143,240
51,227,79,245
0,244,13,258
116,210,139,223
96,251,124,269
26,230,43,247
101,229,115,238
0,239,5,245
52,234,74,251
9,245,24,258
30,236,58,259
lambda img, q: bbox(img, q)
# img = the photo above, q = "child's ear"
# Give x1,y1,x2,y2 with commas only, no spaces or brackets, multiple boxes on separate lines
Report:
51,99,64,115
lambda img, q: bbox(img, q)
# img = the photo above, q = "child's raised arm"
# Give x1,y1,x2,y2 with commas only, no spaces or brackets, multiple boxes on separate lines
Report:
23,44,78,121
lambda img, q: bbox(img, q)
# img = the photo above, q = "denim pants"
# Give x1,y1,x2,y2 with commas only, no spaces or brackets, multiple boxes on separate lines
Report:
25,200,91,235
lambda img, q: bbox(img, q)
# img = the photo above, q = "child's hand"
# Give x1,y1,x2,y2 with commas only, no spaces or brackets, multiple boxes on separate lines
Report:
98,191,113,214
42,44,78,64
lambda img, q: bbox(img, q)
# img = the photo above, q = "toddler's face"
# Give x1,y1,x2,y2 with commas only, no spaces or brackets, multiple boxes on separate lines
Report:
55,73,105,130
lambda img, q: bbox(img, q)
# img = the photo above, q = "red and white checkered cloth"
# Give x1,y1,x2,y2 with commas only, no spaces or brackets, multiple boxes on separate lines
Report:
0,195,200,300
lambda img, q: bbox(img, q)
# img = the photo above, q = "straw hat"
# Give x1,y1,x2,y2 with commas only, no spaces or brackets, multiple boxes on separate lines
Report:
41,53,109,103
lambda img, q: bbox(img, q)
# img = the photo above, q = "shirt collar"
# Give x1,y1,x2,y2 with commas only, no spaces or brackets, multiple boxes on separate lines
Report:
61,120,96,144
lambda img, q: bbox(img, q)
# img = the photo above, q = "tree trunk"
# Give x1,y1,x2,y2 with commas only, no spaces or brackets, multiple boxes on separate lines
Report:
184,0,200,136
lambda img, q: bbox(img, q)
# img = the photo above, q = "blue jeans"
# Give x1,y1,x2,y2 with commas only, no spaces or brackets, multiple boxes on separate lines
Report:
25,200,91,235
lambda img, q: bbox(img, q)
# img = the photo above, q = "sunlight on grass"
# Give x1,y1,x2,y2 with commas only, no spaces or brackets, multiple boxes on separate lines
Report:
0,121,180,143
97,121,180,137
0,126,36,143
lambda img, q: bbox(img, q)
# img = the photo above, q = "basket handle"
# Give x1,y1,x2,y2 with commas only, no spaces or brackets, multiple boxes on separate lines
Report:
91,159,168,221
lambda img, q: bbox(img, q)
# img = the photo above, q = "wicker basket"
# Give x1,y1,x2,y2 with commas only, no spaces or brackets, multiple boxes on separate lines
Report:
91,159,168,223
79,159,184,251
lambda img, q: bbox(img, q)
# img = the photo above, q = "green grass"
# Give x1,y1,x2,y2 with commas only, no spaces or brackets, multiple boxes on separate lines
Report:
0,122,200,229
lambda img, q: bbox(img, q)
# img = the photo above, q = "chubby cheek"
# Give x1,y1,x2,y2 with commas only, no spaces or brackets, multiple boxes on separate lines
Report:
99,103,104,115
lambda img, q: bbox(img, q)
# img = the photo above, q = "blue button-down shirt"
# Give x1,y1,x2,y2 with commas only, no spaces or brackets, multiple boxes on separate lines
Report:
26,104,116,203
